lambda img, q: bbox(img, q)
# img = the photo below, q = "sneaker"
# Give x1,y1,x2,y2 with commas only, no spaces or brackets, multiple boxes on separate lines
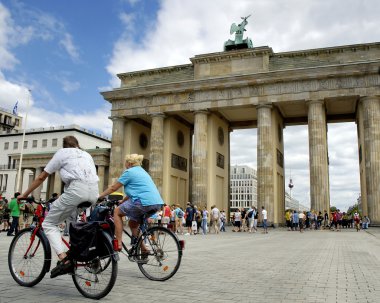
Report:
7,233,14,237
184,233,190,236
50,258,73,278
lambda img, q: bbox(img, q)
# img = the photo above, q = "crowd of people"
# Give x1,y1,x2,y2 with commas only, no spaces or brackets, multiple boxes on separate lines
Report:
1,192,372,238
284,209,371,232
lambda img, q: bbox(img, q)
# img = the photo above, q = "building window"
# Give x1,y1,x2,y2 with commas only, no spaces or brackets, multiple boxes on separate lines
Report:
15,119,20,126
32,140,38,148
52,138,58,147
24,141,28,149
4,142,9,150
42,139,47,147
13,142,18,149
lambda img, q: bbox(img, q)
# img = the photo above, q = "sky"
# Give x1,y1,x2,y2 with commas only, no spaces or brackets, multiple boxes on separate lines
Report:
1,0,379,211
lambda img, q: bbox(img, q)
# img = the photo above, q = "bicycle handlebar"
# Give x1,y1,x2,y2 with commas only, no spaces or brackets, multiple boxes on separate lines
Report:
18,196,44,205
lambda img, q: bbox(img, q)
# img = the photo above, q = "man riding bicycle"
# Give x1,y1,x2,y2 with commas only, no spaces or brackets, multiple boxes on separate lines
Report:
98,153,163,252
17,136,99,278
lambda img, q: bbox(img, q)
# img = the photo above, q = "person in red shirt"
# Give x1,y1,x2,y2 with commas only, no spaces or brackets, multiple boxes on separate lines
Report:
162,203,171,228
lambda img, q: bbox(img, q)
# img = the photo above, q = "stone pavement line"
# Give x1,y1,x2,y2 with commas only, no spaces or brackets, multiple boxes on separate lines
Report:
1,228,380,303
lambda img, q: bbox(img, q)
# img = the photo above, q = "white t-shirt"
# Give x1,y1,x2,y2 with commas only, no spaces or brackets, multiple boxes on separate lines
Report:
262,209,267,220
211,207,220,219
44,148,99,185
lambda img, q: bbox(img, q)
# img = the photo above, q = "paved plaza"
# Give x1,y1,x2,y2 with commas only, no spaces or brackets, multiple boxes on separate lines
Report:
0,227,380,303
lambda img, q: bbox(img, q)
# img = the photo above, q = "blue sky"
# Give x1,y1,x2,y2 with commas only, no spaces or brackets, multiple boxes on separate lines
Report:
1,0,380,211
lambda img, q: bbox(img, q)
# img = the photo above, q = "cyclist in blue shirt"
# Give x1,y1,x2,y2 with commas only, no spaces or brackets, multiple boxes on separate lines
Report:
98,154,164,251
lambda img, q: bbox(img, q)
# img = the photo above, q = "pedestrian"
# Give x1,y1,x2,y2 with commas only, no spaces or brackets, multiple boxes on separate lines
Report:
285,210,292,231
162,203,171,228
2,198,10,231
185,202,195,235
299,211,305,233
362,216,370,229
233,209,241,232
7,192,21,236
174,205,184,235
261,206,268,234
292,210,299,231
201,206,209,235
210,205,220,234
220,210,226,232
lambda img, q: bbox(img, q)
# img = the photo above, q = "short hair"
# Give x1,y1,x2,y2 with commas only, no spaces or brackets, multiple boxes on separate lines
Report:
14,192,20,198
63,136,80,148
125,154,144,166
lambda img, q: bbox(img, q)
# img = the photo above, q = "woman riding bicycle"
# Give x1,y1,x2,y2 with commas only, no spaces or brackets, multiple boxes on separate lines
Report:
17,136,99,277
98,153,164,252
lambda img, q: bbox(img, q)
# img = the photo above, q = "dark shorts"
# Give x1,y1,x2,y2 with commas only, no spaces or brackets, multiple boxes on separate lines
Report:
234,221,241,228
119,199,162,224
186,220,192,227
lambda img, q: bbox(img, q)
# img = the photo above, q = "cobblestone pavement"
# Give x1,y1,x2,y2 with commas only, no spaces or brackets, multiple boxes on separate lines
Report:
1,227,380,303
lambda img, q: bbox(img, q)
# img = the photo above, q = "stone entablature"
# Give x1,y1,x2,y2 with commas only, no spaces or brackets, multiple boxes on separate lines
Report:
105,61,379,119
108,42,380,95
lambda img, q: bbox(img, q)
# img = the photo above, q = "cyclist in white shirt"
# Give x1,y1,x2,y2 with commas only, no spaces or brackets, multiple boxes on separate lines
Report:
18,136,99,277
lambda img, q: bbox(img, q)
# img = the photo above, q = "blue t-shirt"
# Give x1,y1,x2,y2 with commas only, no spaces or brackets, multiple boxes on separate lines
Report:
117,166,164,207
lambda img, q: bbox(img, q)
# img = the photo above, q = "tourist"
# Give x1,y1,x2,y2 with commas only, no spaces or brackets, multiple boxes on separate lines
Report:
299,211,305,233
210,205,220,234
233,209,242,232
247,206,255,233
292,210,299,231
285,210,292,231
261,206,268,234
220,210,226,232
362,216,370,229
7,192,21,236
161,203,169,228
185,202,195,235
201,206,209,235
241,207,247,232
253,207,258,232
174,205,184,235
323,209,329,229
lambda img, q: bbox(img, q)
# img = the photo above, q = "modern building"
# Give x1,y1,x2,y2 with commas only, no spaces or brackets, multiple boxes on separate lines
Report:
230,165,257,212
285,191,309,212
0,124,111,201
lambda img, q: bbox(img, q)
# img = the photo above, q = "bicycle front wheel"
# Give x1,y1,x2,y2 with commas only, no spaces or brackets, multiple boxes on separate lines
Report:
136,226,182,281
8,228,50,287
72,231,118,300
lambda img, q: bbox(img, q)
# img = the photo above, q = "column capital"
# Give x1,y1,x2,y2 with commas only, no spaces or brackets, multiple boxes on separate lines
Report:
360,96,380,103
108,116,127,122
306,99,325,107
193,109,209,115
150,112,166,119
256,103,272,110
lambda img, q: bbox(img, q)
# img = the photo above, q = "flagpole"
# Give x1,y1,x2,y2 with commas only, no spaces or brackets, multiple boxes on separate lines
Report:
16,89,31,192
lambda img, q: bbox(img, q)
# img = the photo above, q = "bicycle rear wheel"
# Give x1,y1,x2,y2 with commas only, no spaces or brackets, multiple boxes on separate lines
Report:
72,231,118,300
8,228,51,287
136,226,182,281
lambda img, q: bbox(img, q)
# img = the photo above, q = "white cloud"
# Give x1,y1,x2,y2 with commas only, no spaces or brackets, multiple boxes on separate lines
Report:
60,78,81,94
59,33,80,62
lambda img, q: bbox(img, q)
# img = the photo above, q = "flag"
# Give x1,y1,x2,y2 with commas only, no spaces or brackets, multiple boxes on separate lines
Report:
12,101,18,115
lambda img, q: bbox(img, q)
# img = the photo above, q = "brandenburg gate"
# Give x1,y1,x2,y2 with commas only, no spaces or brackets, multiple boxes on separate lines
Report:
102,42,380,226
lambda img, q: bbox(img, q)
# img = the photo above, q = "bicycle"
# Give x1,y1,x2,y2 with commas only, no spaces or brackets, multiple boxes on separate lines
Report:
94,199,184,281
8,197,118,300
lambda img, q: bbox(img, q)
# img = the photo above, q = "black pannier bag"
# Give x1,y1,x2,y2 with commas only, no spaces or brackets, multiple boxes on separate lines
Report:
69,222,100,262
88,205,109,222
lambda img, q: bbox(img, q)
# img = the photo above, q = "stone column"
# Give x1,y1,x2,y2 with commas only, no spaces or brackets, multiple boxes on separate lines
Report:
53,171,62,194
257,104,274,223
109,116,126,184
33,167,43,200
308,100,330,213
97,165,105,193
149,113,165,194
18,168,25,193
192,110,208,208
361,96,380,225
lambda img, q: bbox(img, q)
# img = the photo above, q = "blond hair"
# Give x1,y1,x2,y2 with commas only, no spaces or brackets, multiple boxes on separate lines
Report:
125,154,144,166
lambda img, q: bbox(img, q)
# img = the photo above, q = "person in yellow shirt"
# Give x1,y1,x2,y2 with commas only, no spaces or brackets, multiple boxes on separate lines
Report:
285,210,292,231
